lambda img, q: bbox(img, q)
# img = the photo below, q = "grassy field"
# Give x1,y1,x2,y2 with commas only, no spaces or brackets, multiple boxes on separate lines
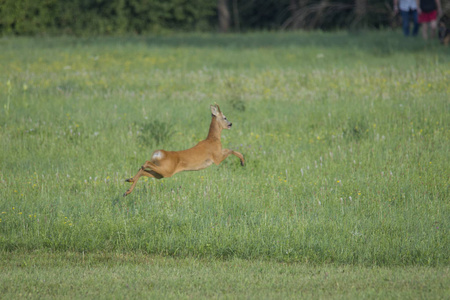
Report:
1,252,448,299
0,31,449,297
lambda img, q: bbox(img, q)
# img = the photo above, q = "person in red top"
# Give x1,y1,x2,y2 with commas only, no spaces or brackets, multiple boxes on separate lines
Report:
416,0,443,40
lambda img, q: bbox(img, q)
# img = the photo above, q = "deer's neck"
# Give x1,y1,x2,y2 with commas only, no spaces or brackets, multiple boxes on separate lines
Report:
206,117,222,141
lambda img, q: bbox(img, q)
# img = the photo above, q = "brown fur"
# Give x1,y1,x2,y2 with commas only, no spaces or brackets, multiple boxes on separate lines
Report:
123,104,245,196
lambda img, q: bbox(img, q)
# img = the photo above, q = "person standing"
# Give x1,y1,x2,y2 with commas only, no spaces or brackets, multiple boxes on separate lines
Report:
394,0,420,36
417,0,443,40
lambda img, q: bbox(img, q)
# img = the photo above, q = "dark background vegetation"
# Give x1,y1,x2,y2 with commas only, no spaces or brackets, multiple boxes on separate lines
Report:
2,0,449,36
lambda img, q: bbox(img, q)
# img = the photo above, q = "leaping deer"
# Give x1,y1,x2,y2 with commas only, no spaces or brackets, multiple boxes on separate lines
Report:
123,104,245,196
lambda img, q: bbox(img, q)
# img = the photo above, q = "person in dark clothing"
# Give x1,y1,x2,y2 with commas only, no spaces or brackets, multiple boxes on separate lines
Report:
417,0,443,40
394,0,420,36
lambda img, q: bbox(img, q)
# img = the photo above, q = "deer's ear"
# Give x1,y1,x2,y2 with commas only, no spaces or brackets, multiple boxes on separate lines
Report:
210,104,220,116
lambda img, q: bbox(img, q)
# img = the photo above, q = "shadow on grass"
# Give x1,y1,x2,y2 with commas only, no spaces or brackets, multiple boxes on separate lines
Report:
111,196,122,207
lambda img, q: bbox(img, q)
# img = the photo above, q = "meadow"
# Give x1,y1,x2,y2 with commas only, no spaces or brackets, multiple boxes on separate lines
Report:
0,31,449,298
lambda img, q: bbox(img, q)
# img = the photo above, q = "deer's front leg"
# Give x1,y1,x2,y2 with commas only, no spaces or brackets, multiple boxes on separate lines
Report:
217,149,245,166
232,150,245,166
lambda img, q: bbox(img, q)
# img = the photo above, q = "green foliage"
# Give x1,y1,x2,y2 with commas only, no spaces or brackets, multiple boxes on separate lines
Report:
230,98,246,112
0,32,449,267
343,116,369,141
136,120,174,146
0,0,59,35
0,0,436,35
0,0,217,35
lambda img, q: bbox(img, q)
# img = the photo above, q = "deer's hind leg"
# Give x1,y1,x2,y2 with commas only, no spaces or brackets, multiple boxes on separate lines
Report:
123,167,162,197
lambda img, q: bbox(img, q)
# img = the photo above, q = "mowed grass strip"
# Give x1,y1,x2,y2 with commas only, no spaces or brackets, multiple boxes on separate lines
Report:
1,252,449,299
0,31,449,267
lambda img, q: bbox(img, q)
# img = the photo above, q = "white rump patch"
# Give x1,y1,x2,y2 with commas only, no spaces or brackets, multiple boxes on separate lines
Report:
152,150,164,160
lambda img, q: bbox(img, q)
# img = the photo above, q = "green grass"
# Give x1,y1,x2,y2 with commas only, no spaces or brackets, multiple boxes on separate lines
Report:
0,30,449,296
1,252,449,299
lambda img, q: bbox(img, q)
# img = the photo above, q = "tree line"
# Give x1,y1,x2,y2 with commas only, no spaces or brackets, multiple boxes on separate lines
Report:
1,0,449,35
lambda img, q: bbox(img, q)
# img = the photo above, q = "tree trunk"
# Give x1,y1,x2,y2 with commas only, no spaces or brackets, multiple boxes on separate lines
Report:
353,0,367,27
288,0,309,30
218,0,230,33
232,0,240,32
310,0,328,29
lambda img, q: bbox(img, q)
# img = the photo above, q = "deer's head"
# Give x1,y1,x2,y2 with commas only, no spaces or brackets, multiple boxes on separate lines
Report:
211,104,232,129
